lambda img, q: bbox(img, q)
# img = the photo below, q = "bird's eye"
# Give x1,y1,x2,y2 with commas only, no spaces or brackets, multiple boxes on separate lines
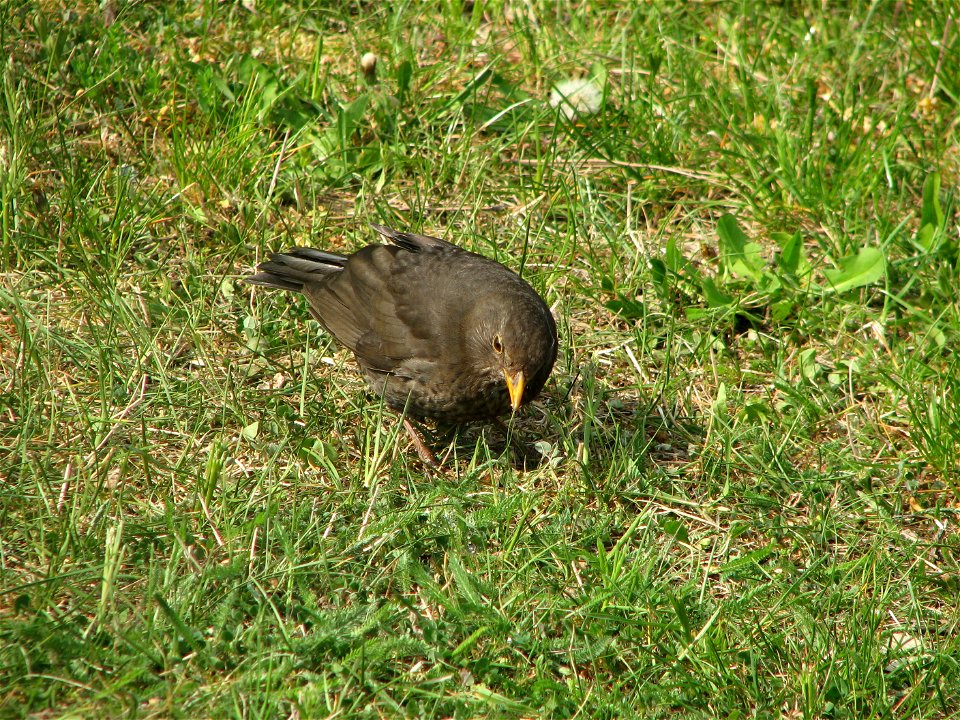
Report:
492,335,504,354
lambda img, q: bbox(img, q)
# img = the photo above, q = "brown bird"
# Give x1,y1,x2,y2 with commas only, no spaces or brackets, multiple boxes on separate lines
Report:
247,224,558,463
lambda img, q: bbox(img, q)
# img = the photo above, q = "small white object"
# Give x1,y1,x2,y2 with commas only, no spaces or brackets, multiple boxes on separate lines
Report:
549,78,602,120
360,52,378,78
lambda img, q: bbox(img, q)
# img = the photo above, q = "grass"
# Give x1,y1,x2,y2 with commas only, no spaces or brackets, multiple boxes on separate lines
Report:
2,0,959,717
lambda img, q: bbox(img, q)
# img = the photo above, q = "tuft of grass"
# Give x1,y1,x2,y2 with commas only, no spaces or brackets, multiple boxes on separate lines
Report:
2,1,959,717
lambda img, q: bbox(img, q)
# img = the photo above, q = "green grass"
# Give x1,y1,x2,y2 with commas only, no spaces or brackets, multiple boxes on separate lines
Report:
2,0,959,717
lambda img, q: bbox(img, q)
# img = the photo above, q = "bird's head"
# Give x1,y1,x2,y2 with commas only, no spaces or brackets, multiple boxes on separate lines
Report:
465,291,558,413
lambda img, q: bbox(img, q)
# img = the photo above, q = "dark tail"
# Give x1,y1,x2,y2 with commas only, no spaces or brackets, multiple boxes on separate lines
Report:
246,248,348,292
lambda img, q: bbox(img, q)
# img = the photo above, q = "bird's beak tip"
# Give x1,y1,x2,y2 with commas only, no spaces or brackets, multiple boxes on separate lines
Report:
505,370,526,412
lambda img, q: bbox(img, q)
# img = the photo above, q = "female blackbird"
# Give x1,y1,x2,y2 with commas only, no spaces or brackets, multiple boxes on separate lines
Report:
247,224,557,439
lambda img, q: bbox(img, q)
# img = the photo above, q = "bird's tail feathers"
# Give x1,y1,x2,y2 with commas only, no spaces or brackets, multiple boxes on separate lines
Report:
246,248,347,292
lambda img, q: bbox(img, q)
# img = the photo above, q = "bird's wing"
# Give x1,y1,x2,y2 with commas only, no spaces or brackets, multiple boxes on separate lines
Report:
305,245,456,374
302,279,365,350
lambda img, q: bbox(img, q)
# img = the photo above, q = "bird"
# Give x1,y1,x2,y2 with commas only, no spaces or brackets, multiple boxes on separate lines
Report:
246,223,558,464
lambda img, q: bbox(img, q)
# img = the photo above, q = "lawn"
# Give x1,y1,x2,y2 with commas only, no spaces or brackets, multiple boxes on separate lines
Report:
2,1,959,717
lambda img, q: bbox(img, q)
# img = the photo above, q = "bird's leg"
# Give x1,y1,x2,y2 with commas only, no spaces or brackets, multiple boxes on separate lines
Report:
403,417,440,468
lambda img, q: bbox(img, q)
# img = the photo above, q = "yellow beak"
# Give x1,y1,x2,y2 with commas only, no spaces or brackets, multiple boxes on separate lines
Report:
504,370,526,412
